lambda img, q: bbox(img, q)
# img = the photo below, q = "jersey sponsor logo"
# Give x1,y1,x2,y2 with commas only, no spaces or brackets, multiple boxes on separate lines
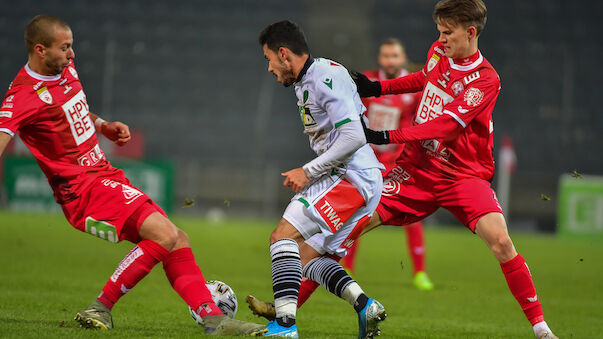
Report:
77,143,106,166
416,82,454,125
464,87,484,107
323,77,333,89
1,102,13,109
62,90,95,145
367,103,401,130
110,246,144,282
427,54,440,72
0,111,13,118
463,71,480,85
315,179,365,233
69,66,79,79
451,81,464,96
422,139,451,161
36,86,53,104
5,95,14,103
299,106,316,126
382,166,412,196
85,217,119,243
318,199,345,231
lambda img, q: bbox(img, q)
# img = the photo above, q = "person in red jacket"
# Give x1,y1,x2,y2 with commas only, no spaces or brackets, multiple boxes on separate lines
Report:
344,38,434,291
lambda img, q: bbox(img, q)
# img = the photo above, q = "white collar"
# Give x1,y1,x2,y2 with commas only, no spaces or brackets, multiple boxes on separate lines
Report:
25,63,61,81
448,51,483,71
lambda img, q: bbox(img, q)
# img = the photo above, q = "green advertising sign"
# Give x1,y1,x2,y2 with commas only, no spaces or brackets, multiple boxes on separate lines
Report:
558,174,603,236
2,156,174,213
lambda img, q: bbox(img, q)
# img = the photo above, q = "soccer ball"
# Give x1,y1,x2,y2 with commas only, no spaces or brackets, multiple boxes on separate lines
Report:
189,280,238,325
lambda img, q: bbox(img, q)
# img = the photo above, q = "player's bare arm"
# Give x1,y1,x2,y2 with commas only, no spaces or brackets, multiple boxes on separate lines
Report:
0,131,11,158
90,113,131,146
281,168,309,193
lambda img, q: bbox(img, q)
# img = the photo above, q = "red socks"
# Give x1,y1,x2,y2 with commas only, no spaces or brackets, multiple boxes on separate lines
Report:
98,240,169,309
342,241,359,273
162,247,223,317
297,277,320,307
405,222,425,274
500,254,544,325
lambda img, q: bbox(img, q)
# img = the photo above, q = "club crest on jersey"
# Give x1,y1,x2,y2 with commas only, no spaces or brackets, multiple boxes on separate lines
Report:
451,81,464,96
427,54,440,72
464,87,484,107
69,66,79,79
36,86,53,104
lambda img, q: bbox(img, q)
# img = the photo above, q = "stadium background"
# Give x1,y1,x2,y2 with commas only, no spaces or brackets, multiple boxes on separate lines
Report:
0,0,601,233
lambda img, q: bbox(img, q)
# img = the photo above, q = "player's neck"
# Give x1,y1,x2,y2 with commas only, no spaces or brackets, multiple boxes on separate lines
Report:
293,54,311,81
27,57,58,76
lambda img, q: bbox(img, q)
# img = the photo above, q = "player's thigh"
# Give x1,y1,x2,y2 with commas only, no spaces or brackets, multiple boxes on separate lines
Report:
475,212,517,262
270,218,306,245
438,178,503,232
61,177,165,244
283,169,372,242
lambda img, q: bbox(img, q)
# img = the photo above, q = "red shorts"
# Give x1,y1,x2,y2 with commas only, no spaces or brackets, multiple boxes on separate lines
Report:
61,173,167,243
376,162,503,232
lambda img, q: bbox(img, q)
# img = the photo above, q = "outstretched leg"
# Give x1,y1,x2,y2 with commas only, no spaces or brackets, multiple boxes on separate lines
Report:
476,212,557,339
77,208,266,336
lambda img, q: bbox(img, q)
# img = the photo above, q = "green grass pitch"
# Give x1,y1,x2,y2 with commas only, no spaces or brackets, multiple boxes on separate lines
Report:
0,210,601,338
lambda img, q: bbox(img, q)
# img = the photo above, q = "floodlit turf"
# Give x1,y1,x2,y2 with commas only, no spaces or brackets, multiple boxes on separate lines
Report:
0,210,601,338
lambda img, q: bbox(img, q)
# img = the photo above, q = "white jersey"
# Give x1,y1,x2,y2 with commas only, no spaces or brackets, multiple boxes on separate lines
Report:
294,57,383,172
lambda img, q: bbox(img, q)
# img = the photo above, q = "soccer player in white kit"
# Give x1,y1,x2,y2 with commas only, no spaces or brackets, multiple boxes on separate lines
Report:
258,21,386,338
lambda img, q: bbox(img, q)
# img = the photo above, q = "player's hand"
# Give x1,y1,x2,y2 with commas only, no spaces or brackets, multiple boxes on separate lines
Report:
360,117,390,145
281,168,310,193
101,121,131,146
350,71,382,97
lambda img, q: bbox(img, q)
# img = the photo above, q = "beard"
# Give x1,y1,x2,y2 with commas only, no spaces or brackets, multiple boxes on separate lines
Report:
45,58,66,75
277,59,296,87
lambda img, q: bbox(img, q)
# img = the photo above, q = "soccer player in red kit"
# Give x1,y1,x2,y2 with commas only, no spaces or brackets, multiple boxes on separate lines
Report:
351,0,559,338
0,15,266,336
343,38,434,291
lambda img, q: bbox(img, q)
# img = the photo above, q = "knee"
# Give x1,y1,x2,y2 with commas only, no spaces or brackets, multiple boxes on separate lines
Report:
489,234,516,260
156,220,180,251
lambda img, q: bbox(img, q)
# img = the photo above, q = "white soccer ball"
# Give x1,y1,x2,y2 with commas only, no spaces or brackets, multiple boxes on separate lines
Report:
189,280,238,325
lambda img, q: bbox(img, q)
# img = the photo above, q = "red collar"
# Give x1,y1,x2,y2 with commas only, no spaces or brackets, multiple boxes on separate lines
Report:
452,50,480,66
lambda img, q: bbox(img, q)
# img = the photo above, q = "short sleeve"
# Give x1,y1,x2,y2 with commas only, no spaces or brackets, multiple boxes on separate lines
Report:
442,74,500,128
315,68,361,128
0,90,37,136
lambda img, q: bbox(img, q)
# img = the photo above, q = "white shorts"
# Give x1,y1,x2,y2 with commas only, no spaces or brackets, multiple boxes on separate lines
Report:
283,167,383,256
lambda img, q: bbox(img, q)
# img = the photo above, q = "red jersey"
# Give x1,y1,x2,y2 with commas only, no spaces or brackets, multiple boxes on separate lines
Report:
361,69,421,169
0,62,121,204
381,41,501,181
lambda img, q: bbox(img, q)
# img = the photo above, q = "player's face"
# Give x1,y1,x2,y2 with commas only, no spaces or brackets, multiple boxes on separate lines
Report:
263,44,296,87
378,44,406,79
436,21,474,59
43,27,75,75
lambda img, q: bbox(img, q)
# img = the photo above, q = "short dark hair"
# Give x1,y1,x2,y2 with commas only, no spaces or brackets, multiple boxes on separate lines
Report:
380,37,405,53
433,0,487,36
25,15,71,53
259,20,309,56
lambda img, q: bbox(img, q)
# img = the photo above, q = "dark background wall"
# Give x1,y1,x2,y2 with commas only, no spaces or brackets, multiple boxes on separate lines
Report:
0,0,601,230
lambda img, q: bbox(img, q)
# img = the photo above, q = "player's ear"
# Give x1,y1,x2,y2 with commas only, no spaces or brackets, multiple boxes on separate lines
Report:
278,46,288,61
467,26,477,39
33,43,46,58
